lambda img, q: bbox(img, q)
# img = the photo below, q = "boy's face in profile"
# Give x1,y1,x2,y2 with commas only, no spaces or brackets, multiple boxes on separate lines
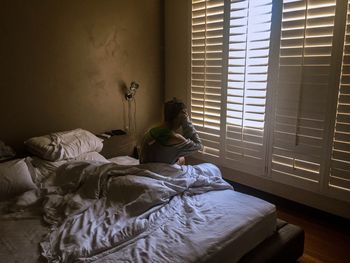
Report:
173,108,188,130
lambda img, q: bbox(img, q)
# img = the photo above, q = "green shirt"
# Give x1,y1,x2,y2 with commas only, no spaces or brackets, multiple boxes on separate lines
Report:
140,121,203,164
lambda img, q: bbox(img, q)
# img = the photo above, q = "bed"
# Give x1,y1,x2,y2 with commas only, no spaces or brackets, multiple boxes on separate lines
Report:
0,129,304,263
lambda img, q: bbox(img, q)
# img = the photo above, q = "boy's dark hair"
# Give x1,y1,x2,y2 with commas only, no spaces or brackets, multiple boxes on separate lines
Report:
164,98,186,123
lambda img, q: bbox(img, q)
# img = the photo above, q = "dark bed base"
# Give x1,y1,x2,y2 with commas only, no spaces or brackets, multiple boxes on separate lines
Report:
205,219,304,263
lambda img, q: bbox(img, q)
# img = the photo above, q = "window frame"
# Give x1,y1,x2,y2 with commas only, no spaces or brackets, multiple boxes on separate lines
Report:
188,0,350,202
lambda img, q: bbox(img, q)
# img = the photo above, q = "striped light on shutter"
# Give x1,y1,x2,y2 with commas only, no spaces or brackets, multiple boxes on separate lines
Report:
191,0,225,157
271,0,336,190
329,1,350,197
225,0,272,173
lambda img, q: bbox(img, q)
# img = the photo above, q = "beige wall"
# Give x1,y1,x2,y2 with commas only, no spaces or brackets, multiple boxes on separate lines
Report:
0,0,164,152
164,0,189,103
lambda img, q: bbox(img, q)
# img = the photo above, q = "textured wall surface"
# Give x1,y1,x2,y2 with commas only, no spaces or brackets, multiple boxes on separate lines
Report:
165,0,189,103
0,0,164,152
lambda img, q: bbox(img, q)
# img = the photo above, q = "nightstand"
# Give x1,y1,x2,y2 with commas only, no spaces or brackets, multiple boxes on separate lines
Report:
99,134,137,159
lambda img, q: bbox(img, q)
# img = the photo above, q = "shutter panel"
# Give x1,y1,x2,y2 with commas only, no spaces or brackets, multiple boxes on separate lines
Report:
271,0,336,190
191,0,225,157
225,0,273,174
329,1,350,198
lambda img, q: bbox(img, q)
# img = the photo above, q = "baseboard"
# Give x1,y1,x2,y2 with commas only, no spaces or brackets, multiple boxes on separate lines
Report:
227,180,350,227
187,157,350,220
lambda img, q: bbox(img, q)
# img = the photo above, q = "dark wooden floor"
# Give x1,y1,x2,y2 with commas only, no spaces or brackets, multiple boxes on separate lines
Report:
277,206,350,263
231,182,350,263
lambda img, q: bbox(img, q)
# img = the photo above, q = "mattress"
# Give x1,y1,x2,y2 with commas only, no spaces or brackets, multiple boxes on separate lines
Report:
92,189,276,263
0,190,275,263
0,159,276,263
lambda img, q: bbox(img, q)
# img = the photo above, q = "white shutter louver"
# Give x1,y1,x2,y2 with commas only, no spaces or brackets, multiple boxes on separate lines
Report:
225,0,273,174
329,1,350,197
191,0,225,157
271,0,337,190
189,0,350,215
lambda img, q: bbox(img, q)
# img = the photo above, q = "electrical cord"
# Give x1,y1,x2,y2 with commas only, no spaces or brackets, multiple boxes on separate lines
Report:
127,100,131,134
122,97,127,132
133,97,137,135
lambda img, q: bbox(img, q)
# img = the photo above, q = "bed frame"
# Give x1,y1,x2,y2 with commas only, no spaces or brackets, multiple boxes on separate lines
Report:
205,219,304,263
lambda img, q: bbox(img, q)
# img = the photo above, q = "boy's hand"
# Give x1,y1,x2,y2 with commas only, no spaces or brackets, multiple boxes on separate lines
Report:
180,109,190,127
177,157,186,165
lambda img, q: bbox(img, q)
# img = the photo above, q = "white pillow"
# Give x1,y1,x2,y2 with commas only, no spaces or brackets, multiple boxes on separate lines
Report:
24,128,103,161
0,159,37,200
75,151,109,163
109,156,140,166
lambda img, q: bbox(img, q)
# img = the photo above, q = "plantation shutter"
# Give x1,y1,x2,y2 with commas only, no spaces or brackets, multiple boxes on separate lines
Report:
191,0,225,157
271,0,337,190
329,1,350,198
225,0,273,174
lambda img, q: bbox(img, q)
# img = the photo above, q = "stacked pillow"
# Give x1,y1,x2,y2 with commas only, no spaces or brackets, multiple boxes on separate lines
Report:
24,128,107,183
24,128,103,161
0,159,37,200
0,129,107,201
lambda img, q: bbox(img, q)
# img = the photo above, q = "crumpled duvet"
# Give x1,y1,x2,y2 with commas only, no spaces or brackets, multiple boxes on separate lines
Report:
40,162,232,263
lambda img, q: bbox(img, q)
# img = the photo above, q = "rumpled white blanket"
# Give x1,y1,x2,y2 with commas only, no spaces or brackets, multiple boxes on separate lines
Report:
40,162,232,263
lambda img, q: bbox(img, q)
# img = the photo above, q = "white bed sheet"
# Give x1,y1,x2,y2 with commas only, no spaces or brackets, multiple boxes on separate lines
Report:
91,189,276,263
